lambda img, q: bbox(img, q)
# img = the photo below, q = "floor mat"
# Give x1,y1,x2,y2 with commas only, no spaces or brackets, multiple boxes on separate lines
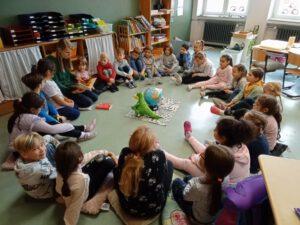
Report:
126,97,180,126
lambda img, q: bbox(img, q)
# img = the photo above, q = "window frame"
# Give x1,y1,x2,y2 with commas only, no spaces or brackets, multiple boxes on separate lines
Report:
270,0,300,21
198,0,249,18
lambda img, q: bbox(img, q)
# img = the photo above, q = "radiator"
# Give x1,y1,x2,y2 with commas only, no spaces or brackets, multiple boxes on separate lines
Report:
203,21,236,46
276,26,300,42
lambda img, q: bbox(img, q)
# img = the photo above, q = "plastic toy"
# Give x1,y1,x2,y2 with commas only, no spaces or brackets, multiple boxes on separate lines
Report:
144,87,163,111
132,92,161,119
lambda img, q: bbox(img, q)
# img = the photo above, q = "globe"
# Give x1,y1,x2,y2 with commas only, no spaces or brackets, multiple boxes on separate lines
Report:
144,87,163,110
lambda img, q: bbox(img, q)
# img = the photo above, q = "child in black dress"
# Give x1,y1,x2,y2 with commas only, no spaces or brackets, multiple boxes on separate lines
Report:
114,125,173,218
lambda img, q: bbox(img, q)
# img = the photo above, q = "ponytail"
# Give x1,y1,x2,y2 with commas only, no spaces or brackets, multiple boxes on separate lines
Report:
204,145,234,215
31,65,37,74
119,154,144,197
55,141,83,197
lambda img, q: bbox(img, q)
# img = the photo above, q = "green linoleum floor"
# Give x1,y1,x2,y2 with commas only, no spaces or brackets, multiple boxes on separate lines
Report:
1,48,300,225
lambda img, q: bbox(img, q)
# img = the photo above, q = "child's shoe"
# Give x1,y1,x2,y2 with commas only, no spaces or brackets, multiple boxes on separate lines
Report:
126,82,135,89
210,106,223,115
139,74,145,81
79,105,93,111
183,121,192,139
174,73,182,85
85,119,97,132
78,131,97,142
131,81,137,88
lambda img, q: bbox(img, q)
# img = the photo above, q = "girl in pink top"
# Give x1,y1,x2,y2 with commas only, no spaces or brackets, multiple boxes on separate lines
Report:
188,55,233,96
253,95,282,151
164,117,254,186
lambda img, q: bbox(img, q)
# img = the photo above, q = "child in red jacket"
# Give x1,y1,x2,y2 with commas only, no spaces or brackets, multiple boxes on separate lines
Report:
96,52,119,92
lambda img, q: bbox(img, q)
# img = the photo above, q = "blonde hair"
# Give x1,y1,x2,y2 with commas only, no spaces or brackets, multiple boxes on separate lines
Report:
119,125,157,197
194,40,204,51
99,52,109,60
264,82,283,110
13,132,44,154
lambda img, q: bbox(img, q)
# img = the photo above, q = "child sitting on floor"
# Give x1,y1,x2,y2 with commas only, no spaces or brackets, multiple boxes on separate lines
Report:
96,52,119,93
129,47,146,80
187,55,233,98
243,110,269,174
22,72,63,124
8,92,97,148
74,56,97,91
177,43,191,72
253,95,282,151
158,45,180,76
172,144,234,224
175,52,213,85
38,58,80,120
211,68,264,116
114,125,173,218
14,132,58,199
164,117,253,186
114,48,136,89
211,64,247,108
143,46,162,85
263,82,282,110
55,141,117,225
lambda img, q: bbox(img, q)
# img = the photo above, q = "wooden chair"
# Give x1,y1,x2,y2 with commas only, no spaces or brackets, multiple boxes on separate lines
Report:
283,50,300,88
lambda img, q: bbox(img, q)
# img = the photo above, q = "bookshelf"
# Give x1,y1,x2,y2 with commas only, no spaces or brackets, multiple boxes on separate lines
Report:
140,0,172,51
116,16,151,55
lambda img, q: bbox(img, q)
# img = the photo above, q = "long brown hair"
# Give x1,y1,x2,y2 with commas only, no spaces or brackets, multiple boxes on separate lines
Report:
119,125,157,197
243,110,267,137
56,38,72,72
204,145,234,215
55,141,83,197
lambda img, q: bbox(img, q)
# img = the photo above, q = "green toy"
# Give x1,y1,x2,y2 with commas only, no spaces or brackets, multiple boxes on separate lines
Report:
131,92,161,120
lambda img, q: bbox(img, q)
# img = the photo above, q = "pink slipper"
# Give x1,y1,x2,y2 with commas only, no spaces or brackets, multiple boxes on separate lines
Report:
184,121,192,137
210,106,222,115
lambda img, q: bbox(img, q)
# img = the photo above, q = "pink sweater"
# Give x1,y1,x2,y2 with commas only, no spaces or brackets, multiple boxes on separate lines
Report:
227,143,250,185
210,65,233,87
264,115,278,151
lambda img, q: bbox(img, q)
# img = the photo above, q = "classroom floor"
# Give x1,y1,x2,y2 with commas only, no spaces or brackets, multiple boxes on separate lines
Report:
0,48,299,225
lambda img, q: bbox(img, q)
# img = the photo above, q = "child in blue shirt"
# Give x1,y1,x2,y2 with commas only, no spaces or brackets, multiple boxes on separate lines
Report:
177,44,191,72
130,47,146,80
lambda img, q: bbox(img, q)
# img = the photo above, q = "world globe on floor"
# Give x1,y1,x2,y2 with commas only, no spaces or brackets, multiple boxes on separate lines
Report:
144,87,163,110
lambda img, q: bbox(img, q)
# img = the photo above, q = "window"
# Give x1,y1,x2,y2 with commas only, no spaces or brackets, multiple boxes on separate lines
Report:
177,0,184,16
271,0,300,20
197,0,249,17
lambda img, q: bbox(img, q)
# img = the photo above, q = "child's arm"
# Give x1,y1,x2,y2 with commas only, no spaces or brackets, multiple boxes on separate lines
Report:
52,95,74,108
170,54,179,70
114,61,128,77
193,62,213,77
109,64,117,80
39,109,59,124
33,118,74,134
227,86,245,107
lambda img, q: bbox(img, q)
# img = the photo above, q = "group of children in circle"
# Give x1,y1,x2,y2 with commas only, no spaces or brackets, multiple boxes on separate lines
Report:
3,37,283,225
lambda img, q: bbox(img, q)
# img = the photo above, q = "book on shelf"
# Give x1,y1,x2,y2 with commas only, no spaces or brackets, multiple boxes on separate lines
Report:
119,15,151,35
130,35,146,49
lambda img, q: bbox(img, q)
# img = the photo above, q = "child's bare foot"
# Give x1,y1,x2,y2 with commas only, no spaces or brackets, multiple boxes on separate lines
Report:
55,196,65,205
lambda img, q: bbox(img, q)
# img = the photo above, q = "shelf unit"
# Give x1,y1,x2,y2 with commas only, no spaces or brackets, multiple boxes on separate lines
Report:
140,0,171,50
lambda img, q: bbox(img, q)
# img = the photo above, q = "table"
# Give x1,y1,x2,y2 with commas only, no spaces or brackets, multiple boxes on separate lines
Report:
259,155,300,225
250,43,300,98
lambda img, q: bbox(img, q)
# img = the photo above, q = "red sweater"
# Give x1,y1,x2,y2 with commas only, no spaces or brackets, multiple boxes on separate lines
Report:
97,61,116,82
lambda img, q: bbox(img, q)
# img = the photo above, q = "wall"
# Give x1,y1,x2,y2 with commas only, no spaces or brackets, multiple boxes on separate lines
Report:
0,0,139,25
171,0,193,40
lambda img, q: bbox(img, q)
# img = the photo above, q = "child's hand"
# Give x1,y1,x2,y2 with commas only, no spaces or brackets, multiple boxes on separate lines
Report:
224,89,233,94
109,78,115,84
65,98,74,107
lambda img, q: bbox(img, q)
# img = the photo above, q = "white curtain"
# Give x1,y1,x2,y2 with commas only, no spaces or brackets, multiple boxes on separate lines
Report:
0,46,42,102
85,34,115,75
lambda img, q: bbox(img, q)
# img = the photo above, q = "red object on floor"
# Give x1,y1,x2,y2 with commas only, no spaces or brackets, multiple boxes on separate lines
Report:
183,121,192,136
210,105,222,115
96,103,112,110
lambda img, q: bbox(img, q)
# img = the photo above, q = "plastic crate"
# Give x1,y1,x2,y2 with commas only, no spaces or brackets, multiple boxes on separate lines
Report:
98,23,113,33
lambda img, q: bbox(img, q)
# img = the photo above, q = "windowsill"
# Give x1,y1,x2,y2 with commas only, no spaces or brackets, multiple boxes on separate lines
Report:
194,15,246,23
267,19,300,27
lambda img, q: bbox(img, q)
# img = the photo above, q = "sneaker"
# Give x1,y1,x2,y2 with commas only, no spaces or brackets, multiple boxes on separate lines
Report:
210,106,223,115
212,98,226,110
187,85,193,92
125,82,135,89
77,131,97,142
78,105,93,111
108,85,116,93
174,73,182,85
183,121,192,138
131,81,137,88
140,74,145,81
85,118,97,132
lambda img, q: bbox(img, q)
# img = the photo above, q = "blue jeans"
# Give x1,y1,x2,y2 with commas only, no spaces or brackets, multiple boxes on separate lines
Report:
57,106,80,121
172,176,194,218
66,90,98,108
